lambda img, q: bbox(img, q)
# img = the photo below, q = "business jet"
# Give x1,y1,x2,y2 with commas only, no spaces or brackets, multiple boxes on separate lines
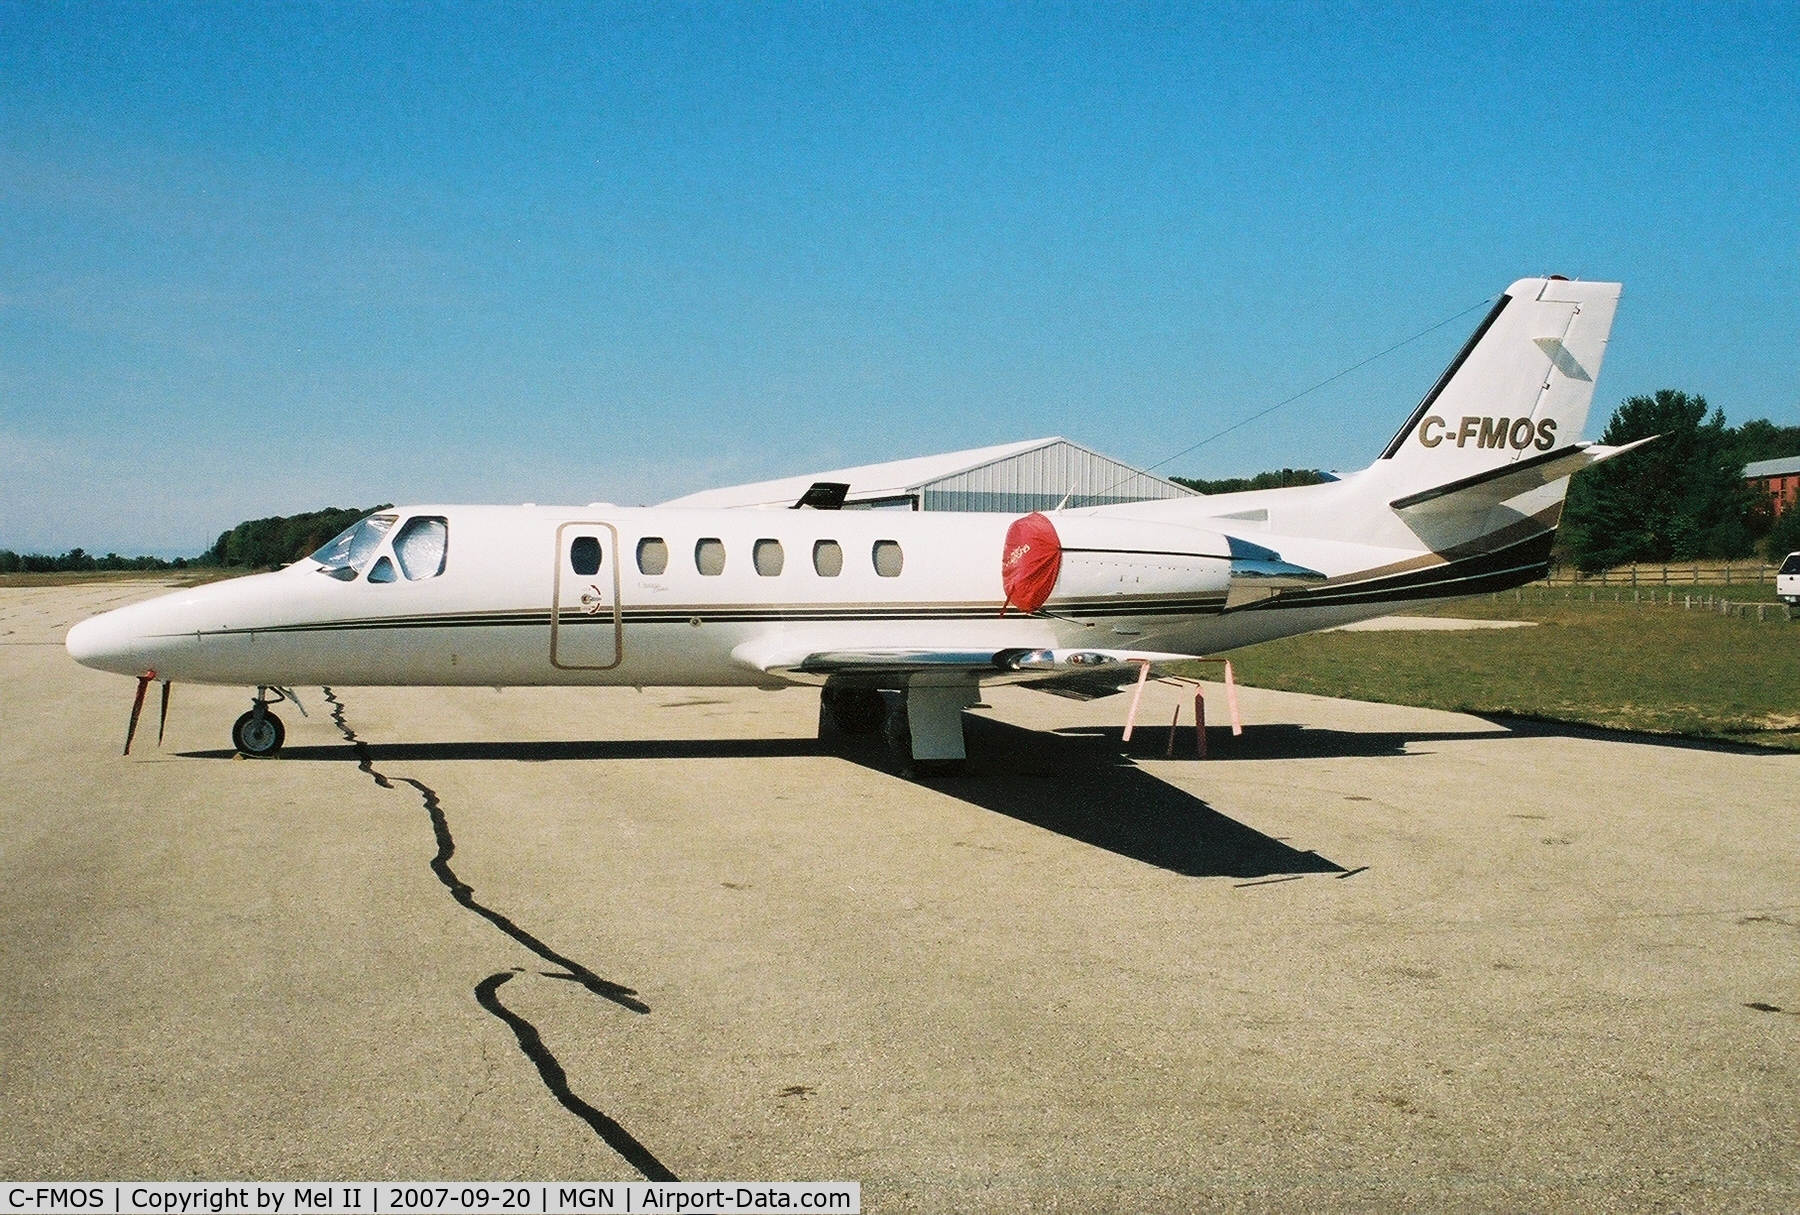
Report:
67,276,1634,765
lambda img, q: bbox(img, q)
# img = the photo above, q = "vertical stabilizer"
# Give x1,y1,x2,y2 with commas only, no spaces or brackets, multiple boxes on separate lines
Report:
1376,277,1621,495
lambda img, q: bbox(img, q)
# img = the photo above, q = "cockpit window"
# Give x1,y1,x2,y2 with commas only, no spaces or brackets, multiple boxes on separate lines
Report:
1781,554,1800,575
367,555,397,584
395,516,449,580
312,514,396,580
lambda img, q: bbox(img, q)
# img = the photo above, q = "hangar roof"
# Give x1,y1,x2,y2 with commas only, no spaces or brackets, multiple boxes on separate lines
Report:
660,437,1197,512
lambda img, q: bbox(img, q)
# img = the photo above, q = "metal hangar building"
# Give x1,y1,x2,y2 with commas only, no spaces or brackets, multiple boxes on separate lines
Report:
659,437,1198,513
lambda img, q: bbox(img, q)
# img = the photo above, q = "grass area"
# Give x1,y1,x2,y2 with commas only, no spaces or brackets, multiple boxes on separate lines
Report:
1220,593,1800,749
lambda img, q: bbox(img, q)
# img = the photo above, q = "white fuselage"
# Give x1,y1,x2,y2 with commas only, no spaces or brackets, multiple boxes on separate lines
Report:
65,496,1442,690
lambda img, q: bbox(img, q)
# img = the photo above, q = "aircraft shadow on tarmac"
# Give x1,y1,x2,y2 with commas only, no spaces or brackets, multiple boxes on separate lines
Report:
907,716,1347,879
184,715,1476,879
182,708,1762,878
1073,720,1512,761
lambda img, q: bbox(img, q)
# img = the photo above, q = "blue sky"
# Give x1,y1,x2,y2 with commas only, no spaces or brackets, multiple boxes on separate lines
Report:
2,2,1796,555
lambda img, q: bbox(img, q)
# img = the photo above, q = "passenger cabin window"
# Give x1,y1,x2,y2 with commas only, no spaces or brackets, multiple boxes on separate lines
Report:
569,535,602,577
367,555,397,584
695,538,726,576
395,517,449,580
637,537,669,575
1782,554,1800,575
872,539,904,577
812,540,843,577
312,514,396,581
753,539,784,576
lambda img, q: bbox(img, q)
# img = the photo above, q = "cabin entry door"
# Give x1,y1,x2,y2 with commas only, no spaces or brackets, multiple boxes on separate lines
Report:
551,522,622,670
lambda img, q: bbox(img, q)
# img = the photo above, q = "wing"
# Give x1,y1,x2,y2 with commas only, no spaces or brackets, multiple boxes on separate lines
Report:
731,634,1190,693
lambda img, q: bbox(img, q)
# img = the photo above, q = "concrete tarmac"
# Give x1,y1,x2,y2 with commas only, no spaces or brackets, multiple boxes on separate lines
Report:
3,580,1797,1211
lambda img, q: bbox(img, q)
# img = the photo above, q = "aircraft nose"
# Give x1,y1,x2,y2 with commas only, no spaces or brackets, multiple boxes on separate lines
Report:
65,610,142,676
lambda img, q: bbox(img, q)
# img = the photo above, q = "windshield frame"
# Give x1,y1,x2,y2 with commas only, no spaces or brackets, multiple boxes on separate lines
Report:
311,513,398,580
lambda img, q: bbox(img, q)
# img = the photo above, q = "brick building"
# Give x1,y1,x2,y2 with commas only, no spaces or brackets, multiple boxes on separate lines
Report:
1745,455,1800,520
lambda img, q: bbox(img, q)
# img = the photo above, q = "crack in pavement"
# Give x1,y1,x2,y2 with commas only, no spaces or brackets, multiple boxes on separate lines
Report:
322,687,646,1011
321,687,676,1179
478,970,678,1181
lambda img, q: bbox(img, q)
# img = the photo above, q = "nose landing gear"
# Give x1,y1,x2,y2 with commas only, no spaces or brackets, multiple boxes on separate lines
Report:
231,688,287,758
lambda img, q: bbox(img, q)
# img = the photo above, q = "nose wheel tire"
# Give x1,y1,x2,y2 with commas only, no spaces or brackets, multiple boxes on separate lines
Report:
232,709,286,758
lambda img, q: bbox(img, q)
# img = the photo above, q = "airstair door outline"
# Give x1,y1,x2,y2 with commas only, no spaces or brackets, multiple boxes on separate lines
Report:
551,522,621,670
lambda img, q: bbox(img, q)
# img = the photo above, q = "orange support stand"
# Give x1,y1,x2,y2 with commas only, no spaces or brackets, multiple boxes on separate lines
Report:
1121,659,1152,743
1131,659,1244,758
123,669,155,756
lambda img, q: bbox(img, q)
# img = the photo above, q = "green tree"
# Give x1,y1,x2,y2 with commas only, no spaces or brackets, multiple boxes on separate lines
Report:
1560,391,1762,572
1171,468,1329,495
1723,417,1800,470
1765,503,1800,561
0,548,182,573
208,505,390,569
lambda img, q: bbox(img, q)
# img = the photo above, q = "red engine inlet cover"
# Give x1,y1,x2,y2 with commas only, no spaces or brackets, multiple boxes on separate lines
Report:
1001,512,1062,614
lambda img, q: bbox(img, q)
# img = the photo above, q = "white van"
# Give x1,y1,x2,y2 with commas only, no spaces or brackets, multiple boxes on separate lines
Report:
1779,552,1800,607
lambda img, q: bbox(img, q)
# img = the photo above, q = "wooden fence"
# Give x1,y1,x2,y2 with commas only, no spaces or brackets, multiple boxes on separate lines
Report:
1503,585,1793,622
1541,560,1782,589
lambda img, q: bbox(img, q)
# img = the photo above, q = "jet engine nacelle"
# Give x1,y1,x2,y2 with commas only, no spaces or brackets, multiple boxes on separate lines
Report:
1002,512,1233,612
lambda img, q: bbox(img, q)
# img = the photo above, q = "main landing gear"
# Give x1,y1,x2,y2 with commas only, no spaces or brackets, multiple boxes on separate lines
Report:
231,687,288,758
819,680,978,776
820,685,886,736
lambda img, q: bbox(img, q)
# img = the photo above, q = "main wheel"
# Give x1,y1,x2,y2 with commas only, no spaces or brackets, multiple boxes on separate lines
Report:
911,758,965,778
232,709,286,758
823,686,886,735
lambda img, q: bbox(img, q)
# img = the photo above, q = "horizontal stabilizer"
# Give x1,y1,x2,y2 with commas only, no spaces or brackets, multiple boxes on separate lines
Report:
1390,436,1654,520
